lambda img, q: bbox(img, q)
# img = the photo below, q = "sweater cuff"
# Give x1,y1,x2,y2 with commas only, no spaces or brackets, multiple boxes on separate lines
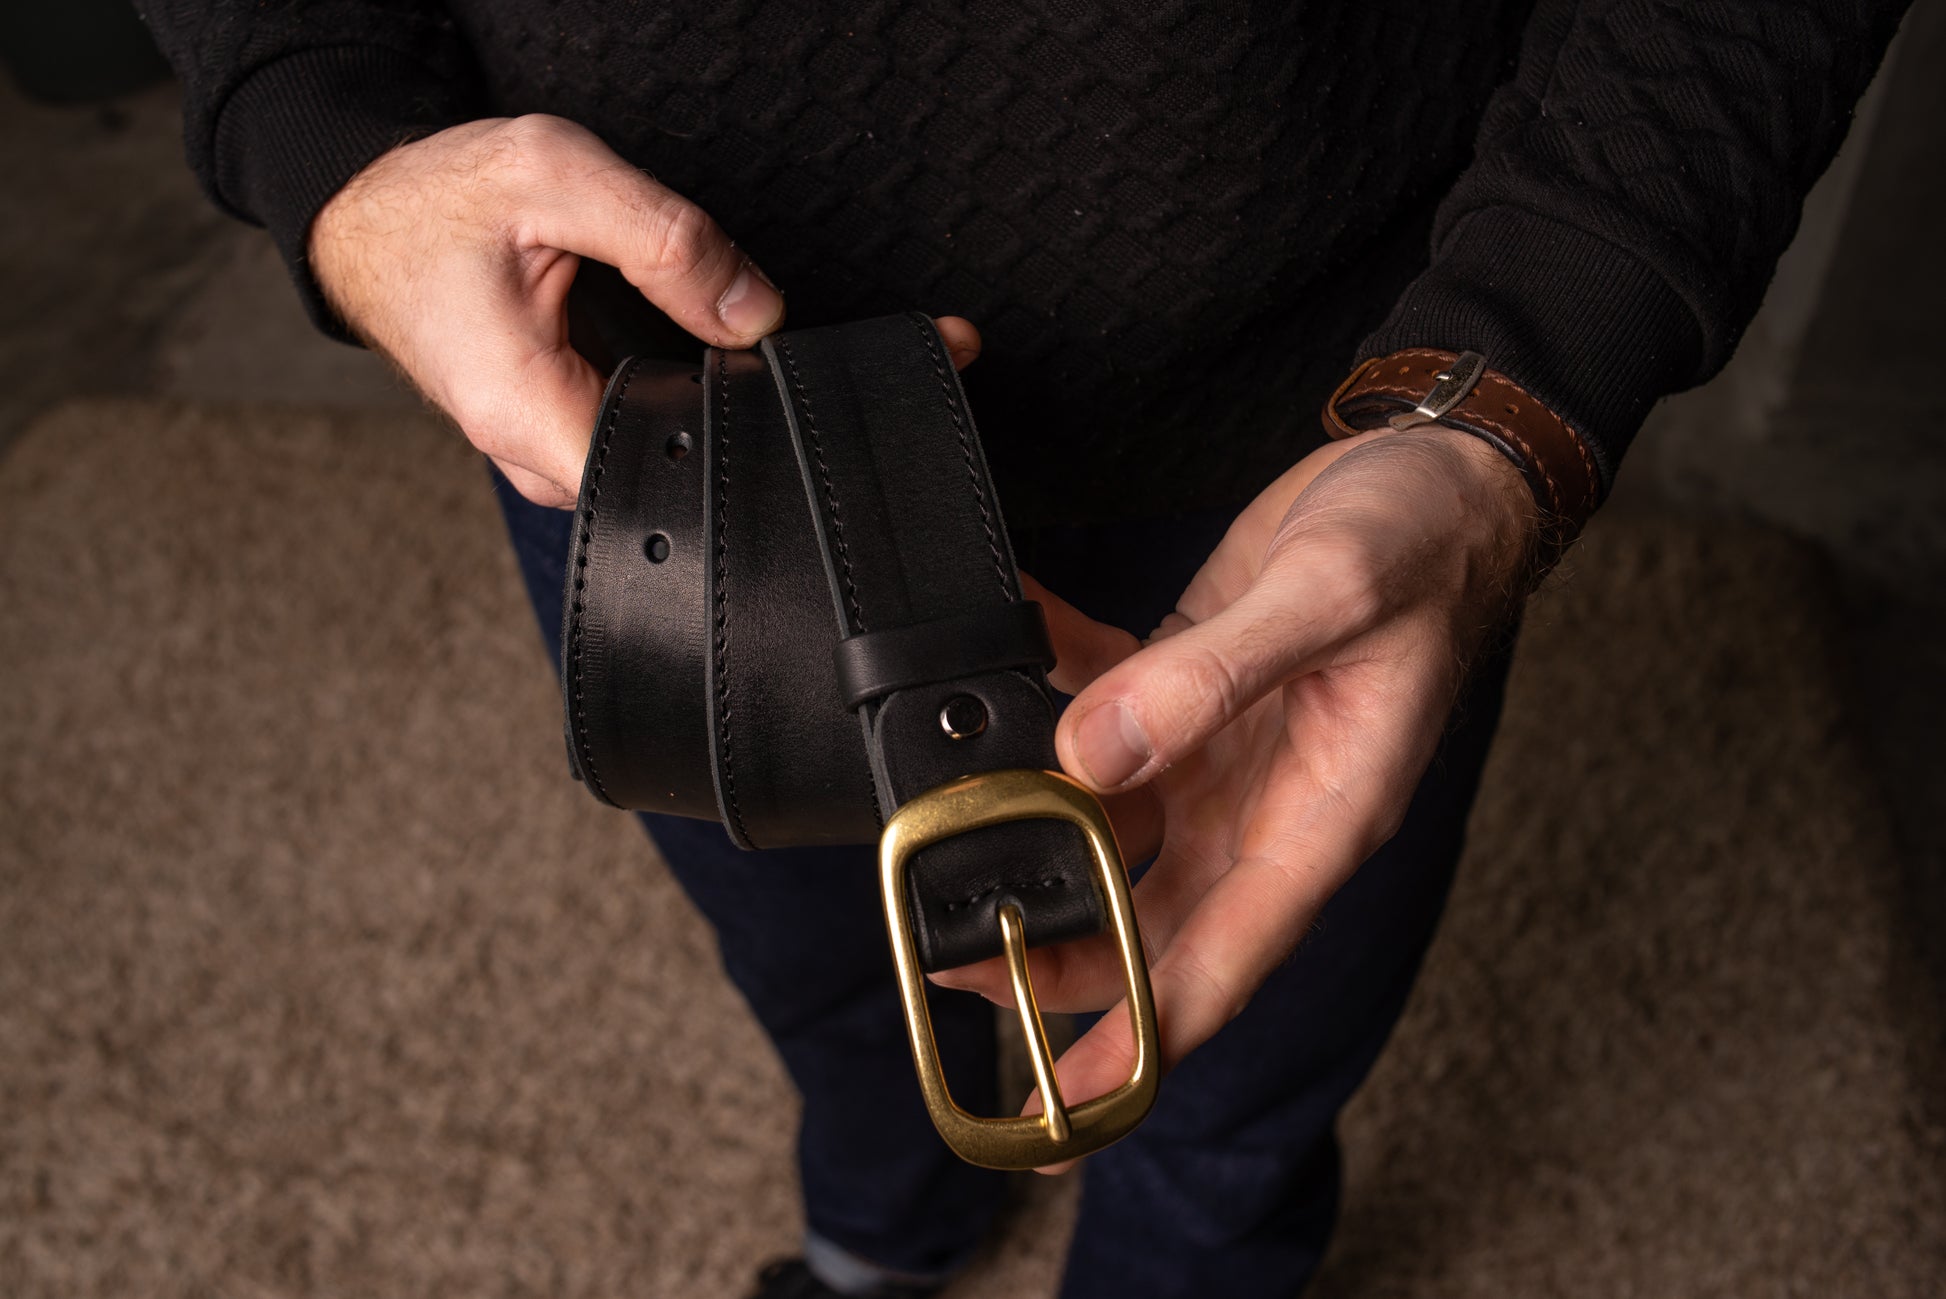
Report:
1360,206,1705,498
211,46,476,340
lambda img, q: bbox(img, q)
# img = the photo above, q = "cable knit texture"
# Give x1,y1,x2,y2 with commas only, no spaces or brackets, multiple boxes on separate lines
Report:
139,0,1905,522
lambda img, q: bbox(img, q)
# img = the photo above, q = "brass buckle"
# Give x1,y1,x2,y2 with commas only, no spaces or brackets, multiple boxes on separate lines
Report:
879,768,1160,1170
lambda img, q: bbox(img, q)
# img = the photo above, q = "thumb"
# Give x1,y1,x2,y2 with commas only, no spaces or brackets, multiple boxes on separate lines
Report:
1056,572,1355,792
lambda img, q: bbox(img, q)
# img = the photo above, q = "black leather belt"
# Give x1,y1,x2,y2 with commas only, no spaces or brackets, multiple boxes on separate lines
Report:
561,313,1157,1168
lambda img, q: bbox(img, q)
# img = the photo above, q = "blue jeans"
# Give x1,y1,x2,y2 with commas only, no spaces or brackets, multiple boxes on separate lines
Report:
494,471,1511,1297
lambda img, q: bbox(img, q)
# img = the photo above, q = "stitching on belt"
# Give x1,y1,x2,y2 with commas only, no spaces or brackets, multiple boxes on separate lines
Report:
777,336,869,632
712,349,752,844
566,358,639,806
910,313,1013,599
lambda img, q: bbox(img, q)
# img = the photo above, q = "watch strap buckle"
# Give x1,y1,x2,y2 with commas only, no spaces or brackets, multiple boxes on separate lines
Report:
1385,349,1487,430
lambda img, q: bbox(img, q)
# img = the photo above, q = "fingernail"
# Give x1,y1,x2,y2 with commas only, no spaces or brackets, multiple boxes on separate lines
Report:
716,263,783,337
1074,702,1151,789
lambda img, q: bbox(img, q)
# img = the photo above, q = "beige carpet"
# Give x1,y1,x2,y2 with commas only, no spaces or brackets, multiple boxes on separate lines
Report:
2,399,1940,1297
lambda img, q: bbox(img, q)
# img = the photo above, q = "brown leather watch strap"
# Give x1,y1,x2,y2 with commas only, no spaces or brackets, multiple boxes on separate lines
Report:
1323,348,1603,538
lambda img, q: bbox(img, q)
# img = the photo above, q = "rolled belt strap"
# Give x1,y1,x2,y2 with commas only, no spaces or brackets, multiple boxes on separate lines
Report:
560,312,1104,973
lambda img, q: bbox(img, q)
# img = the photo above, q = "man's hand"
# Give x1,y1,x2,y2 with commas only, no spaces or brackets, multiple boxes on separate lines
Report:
309,114,979,506
935,426,1540,1168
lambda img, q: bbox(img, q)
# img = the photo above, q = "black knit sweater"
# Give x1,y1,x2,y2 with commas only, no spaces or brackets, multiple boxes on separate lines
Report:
139,0,1907,523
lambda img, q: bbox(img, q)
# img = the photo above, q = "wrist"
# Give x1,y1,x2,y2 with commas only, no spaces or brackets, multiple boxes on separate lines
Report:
211,48,476,342
307,119,503,348
1321,348,1602,556
306,128,450,332
1398,423,1544,589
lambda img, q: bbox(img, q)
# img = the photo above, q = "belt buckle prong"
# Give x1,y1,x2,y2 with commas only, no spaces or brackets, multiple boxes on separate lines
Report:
878,768,1160,1170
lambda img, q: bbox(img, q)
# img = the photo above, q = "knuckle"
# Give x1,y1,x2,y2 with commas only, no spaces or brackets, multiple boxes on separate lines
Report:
1231,605,1310,674
487,114,584,187
641,198,725,281
499,112,578,155
1086,1023,1139,1080
1163,642,1250,732
1171,946,1247,1029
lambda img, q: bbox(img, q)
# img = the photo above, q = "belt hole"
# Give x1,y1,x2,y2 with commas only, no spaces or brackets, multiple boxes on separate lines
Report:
688,371,703,384
939,695,988,740
666,430,692,461
645,533,671,563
